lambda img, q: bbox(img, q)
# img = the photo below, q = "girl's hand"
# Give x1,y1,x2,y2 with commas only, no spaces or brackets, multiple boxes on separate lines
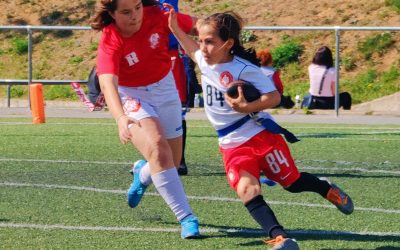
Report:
116,115,140,144
164,3,179,33
224,85,249,113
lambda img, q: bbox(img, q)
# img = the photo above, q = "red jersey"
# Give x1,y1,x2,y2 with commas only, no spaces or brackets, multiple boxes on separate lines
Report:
96,6,193,87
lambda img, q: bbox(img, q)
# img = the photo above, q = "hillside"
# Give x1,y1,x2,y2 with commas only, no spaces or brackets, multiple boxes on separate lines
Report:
0,0,399,103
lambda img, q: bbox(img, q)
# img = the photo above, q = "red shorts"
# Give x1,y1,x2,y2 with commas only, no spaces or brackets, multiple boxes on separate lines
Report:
169,50,187,103
220,130,300,190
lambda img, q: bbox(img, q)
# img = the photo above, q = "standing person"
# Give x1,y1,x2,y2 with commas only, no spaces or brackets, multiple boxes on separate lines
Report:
303,46,352,110
159,0,190,176
257,49,294,109
167,8,353,249
91,0,200,239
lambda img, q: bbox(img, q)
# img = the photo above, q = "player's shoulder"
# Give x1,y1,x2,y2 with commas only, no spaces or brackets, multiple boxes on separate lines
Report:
101,24,123,46
233,56,259,70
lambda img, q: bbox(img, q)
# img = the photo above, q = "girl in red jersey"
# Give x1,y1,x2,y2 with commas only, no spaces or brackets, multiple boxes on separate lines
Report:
91,0,199,239
167,6,354,249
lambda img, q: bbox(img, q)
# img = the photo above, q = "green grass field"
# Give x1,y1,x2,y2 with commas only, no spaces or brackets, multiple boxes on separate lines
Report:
0,118,399,249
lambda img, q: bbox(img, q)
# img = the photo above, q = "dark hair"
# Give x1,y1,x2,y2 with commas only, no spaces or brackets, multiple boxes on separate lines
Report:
312,46,333,68
256,49,273,66
91,0,159,30
201,12,260,66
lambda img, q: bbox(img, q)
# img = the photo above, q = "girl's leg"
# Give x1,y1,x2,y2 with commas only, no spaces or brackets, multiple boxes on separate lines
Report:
129,117,199,238
236,171,286,239
167,134,183,169
284,172,354,215
129,117,189,211
237,171,299,249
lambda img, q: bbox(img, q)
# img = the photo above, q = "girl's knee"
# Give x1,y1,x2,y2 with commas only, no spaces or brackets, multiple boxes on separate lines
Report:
236,183,261,203
146,137,172,163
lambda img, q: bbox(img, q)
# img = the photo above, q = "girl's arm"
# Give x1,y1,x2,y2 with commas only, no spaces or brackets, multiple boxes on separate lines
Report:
165,3,199,62
98,74,138,144
330,80,336,96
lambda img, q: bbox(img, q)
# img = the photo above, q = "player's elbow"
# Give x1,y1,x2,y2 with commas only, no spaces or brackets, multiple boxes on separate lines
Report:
268,91,281,108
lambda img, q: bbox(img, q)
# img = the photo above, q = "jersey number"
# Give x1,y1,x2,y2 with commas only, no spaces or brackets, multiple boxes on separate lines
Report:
265,149,289,174
206,85,224,107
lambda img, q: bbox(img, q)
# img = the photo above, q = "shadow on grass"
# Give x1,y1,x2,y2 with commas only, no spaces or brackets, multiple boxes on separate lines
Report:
0,218,10,222
189,223,400,247
298,131,400,139
313,173,400,179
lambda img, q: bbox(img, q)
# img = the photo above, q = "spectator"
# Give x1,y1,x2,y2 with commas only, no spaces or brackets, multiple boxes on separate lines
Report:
257,49,294,109
302,46,352,109
185,57,202,108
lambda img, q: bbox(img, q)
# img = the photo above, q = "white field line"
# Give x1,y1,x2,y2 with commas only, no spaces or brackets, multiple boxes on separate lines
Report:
0,222,399,237
1,182,399,214
1,121,400,131
300,138,400,141
1,158,399,175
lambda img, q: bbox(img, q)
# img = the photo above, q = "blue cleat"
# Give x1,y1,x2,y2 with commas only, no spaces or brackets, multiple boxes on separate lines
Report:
127,160,148,208
180,215,200,239
260,178,277,187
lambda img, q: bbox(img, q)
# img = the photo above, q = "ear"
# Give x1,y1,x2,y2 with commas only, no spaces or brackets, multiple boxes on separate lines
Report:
226,38,234,51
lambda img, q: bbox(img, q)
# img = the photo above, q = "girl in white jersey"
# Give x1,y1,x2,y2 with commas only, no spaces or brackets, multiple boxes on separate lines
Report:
167,6,354,249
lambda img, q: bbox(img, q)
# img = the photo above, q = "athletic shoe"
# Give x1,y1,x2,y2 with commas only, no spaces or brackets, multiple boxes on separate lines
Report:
264,236,300,250
178,162,188,176
321,177,354,215
180,215,200,239
127,160,148,208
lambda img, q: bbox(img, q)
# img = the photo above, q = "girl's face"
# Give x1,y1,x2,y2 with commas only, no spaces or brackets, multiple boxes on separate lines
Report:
198,24,233,65
110,0,143,37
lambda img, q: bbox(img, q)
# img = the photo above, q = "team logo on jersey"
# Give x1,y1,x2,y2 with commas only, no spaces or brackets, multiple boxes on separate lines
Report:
149,33,160,49
125,52,139,66
123,97,141,113
227,169,238,184
219,71,234,87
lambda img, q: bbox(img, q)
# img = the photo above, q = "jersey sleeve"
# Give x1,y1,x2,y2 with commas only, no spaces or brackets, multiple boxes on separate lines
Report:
177,12,193,34
194,49,204,68
239,66,277,94
96,26,123,76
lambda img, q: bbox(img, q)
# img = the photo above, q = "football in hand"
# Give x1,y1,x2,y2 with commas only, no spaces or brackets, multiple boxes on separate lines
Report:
226,81,261,102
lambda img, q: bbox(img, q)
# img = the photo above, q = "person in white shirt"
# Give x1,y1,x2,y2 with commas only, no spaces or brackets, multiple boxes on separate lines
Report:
167,5,353,249
304,46,351,109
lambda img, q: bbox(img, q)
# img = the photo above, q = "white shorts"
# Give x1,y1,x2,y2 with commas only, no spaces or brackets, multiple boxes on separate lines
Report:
118,71,182,139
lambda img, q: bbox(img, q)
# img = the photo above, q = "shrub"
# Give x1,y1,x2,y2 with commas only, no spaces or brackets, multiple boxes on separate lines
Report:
89,42,98,52
385,0,400,12
240,30,257,44
68,56,84,65
9,86,28,98
357,32,394,60
44,85,77,100
341,55,356,71
12,37,29,55
271,40,304,69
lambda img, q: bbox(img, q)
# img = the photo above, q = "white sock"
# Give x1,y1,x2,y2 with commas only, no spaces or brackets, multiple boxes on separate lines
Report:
139,162,152,186
151,167,193,221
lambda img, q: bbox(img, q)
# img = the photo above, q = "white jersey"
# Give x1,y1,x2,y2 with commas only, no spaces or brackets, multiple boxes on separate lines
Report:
260,66,275,81
194,50,277,149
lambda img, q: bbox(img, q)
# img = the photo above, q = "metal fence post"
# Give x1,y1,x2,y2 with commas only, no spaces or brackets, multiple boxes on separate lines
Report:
27,26,33,109
335,27,341,117
7,84,11,108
